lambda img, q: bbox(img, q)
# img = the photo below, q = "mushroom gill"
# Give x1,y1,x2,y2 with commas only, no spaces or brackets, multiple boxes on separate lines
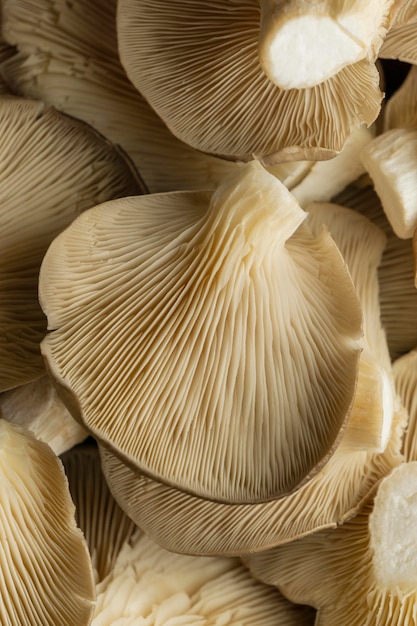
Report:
40,162,362,504
117,0,382,163
0,96,143,391
0,419,95,624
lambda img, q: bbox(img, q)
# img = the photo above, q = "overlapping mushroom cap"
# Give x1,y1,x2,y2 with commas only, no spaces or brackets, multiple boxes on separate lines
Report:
40,162,362,504
0,0,246,193
117,0,383,163
0,419,95,624
0,96,143,391
245,462,417,626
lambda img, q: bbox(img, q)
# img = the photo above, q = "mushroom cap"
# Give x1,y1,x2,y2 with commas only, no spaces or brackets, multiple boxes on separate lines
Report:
91,526,316,625
98,402,405,556
0,96,143,392
0,375,88,455
245,462,417,625
61,443,137,583
333,180,417,359
40,162,362,504
305,202,394,452
117,0,382,164
0,0,248,193
0,419,95,624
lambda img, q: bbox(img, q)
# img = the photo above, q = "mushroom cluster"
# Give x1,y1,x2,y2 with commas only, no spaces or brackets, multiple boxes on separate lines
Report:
1,0,417,623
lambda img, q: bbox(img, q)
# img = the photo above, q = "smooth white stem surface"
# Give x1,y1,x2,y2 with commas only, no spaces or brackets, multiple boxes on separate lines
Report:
258,0,391,89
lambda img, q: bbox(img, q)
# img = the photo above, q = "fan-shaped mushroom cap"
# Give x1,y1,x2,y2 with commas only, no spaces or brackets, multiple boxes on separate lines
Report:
258,0,394,89
392,348,417,461
333,180,417,359
91,527,316,625
0,96,143,392
0,0,248,193
117,0,382,164
0,375,88,455
0,419,95,624
361,128,417,239
245,462,417,625
61,443,136,583
98,401,405,556
40,162,362,504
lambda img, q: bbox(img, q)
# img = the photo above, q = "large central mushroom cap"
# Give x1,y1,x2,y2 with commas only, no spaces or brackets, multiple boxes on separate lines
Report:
40,162,362,504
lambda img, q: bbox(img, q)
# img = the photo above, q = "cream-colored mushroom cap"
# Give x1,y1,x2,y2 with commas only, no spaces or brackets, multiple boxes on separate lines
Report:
61,443,136,583
98,400,404,556
117,0,382,164
245,461,417,625
306,202,394,452
0,96,143,392
258,0,394,89
333,180,417,359
0,0,246,193
40,161,362,504
0,419,95,624
91,527,316,625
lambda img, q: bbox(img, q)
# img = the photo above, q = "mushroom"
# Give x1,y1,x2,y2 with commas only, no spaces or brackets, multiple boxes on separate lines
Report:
289,125,373,209
0,0,247,193
61,442,137,583
39,161,362,504
0,375,88,455
98,399,404,556
0,419,95,624
244,461,417,625
392,347,417,462
361,128,417,239
0,96,143,391
91,526,316,625
258,0,394,89
117,0,382,163
333,178,417,359
305,201,394,452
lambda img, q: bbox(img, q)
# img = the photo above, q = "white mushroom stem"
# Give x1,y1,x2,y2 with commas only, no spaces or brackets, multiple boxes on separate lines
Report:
361,129,417,239
258,0,393,89
369,462,417,591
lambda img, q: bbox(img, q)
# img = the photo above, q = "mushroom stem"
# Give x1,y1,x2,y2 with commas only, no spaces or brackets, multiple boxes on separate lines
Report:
258,0,392,89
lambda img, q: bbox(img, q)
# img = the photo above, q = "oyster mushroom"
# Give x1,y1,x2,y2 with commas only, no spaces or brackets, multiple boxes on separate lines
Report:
245,462,417,625
0,96,143,391
0,419,95,624
61,443,137,583
0,0,245,193
39,161,362,504
117,0,382,163
98,400,404,556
